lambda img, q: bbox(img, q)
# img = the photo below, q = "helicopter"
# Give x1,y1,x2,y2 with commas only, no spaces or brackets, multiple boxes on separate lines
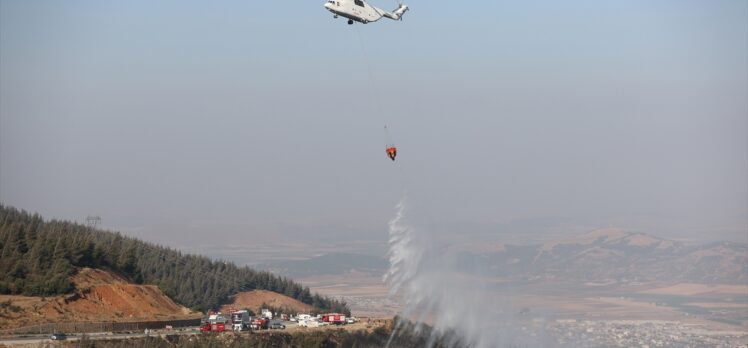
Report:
324,0,409,25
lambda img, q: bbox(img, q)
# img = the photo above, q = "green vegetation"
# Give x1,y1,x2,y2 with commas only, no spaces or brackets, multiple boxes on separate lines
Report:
0,204,349,314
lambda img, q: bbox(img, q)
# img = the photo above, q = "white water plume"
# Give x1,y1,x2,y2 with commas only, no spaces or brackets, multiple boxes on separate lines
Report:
385,196,547,348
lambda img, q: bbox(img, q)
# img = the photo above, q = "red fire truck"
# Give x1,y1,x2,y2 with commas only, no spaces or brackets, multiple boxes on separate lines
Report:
250,317,269,330
200,313,230,332
321,313,347,325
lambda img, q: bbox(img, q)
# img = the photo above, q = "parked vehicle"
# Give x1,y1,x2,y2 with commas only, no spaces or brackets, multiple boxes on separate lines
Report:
322,313,347,325
200,314,230,332
231,310,251,331
269,321,286,329
299,319,328,328
251,317,269,330
261,308,273,319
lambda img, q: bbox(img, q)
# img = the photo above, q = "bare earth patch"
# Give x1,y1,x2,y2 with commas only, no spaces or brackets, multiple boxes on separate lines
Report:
0,268,199,330
220,290,315,314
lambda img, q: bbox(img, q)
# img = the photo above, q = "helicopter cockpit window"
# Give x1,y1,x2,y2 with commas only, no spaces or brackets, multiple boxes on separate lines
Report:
354,0,364,7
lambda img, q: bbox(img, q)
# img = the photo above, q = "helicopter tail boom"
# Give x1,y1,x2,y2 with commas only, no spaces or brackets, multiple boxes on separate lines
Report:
382,4,409,20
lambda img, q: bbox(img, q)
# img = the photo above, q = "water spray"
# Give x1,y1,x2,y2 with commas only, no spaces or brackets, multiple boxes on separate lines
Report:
384,195,548,348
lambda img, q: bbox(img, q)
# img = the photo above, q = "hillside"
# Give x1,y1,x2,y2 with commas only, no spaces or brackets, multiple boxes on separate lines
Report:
0,268,197,329
453,228,748,285
0,204,349,314
219,290,315,314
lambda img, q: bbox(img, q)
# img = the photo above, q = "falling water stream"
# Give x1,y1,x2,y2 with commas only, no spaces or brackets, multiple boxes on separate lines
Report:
384,196,548,348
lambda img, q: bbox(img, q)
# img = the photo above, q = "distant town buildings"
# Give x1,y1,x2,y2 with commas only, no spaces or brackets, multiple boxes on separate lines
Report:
550,319,747,348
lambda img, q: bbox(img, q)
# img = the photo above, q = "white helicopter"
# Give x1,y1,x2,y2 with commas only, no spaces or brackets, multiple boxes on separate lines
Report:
324,0,409,25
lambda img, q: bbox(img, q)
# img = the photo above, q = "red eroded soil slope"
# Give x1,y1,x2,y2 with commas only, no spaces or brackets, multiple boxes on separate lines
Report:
0,268,198,329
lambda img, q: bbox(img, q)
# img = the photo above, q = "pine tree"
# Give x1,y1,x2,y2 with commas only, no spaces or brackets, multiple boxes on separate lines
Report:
0,204,350,313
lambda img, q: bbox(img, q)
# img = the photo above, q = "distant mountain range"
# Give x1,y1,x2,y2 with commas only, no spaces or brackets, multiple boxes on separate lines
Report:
263,229,747,285
453,228,748,285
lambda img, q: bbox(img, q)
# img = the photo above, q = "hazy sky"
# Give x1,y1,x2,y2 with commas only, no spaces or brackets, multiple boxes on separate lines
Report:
1,1,746,245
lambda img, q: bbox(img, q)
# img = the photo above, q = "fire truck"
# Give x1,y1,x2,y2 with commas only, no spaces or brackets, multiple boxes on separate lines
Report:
200,310,252,332
200,313,230,332
321,313,347,325
250,317,269,330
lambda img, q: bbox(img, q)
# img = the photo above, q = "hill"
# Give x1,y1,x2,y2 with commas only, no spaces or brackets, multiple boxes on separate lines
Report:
0,204,349,314
219,289,315,314
453,228,748,285
0,268,197,329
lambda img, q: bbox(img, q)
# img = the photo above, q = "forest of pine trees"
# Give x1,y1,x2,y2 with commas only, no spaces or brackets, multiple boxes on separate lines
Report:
0,204,349,314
